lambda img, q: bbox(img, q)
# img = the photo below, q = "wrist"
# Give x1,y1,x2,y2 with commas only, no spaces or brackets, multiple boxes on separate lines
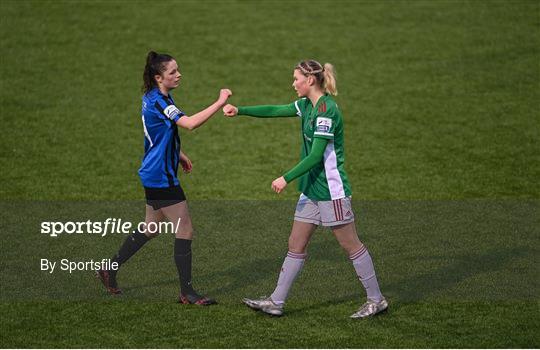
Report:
283,173,292,183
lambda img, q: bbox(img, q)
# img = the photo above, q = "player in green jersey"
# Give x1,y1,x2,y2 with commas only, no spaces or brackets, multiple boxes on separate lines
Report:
223,60,387,318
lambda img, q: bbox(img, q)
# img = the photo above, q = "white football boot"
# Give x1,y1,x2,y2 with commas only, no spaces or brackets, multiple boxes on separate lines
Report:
242,296,284,316
350,298,388,319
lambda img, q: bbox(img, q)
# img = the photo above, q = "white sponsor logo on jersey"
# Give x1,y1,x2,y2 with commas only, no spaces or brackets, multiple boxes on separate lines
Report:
164,105,180,120
316,117,332,133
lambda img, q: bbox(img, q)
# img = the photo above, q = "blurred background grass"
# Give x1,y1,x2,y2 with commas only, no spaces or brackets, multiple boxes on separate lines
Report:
1,0,538,201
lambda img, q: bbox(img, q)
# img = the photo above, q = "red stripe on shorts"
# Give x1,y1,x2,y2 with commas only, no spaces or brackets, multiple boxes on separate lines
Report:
333,199,343,221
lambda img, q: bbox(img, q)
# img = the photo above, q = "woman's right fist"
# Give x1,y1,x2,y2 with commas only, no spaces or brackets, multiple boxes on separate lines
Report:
219,89,232,103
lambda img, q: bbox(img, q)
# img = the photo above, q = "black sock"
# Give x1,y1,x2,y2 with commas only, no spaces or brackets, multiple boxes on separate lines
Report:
111,230,150,273
174,238,195,295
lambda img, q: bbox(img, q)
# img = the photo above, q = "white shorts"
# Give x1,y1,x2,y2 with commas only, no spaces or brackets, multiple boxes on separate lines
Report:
294,194,355,227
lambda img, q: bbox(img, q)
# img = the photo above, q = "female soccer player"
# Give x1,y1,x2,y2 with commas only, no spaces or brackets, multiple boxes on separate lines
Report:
97,51,231,305
223,60,387,318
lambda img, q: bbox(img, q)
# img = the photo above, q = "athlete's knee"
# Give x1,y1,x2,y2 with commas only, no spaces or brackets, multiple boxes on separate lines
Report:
341,241,364,255
288,240,308,254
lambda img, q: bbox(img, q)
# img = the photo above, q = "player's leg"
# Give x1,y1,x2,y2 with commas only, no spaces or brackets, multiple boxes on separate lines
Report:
97,204,162,294
332,222,387,318
324,198,387,318
161,200,216,305
244,194,319,316
244,220,317,316
270,220,317,302
332,222,384,302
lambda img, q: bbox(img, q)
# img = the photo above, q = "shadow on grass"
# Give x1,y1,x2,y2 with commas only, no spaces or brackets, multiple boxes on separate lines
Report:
385,246,536,301
200,257,279,296
118,256,280,298
121,278,179,293
278,245,536,316
283,293,360,316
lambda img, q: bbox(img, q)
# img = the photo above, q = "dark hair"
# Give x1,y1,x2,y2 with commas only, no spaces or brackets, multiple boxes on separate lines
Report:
142,51,175,93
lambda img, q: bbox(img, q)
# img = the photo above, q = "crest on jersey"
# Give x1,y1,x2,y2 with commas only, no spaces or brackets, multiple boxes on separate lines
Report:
316,117,332,133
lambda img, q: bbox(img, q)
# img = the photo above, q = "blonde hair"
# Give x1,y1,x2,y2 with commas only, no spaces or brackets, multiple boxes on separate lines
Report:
295,60,337,96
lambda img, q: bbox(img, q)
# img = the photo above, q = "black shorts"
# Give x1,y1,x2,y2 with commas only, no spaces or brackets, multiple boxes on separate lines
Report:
144,185,186,210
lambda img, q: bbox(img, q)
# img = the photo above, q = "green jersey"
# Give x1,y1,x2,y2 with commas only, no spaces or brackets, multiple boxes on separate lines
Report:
293,94,351,200
237,94,352,201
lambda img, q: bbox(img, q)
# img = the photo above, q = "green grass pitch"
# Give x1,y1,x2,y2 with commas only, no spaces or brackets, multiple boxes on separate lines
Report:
1,0,539,348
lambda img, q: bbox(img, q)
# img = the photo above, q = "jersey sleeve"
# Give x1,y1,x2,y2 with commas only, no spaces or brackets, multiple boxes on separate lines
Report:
154,96,185,123
283,137,328,183
313,102,338,139
237,101,299,118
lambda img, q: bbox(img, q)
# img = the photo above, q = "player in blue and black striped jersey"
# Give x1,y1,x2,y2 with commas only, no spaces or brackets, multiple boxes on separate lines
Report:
97,51,232,305
139,86,184,188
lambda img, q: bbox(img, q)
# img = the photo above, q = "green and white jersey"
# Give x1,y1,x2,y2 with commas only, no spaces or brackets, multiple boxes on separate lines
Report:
294,94,352,201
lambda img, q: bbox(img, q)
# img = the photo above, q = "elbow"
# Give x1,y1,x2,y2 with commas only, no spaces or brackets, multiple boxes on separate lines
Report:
308,155,324,168
188,122,203,131
310,159,321,168
178,119,198,131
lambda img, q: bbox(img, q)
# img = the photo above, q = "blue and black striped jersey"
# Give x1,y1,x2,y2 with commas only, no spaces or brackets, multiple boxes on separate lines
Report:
138,87,185,188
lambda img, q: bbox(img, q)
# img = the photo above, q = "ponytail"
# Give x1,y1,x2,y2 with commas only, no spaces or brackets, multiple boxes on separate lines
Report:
322,63,337,96
142,51,175,94
295,60,338,96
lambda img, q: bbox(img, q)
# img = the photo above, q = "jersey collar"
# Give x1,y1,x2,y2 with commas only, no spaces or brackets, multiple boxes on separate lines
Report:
152,87,172,99
312,93,328,111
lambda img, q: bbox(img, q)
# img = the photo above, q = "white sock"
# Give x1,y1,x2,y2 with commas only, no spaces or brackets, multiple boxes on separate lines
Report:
270,251,306,305
350,246,383,302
